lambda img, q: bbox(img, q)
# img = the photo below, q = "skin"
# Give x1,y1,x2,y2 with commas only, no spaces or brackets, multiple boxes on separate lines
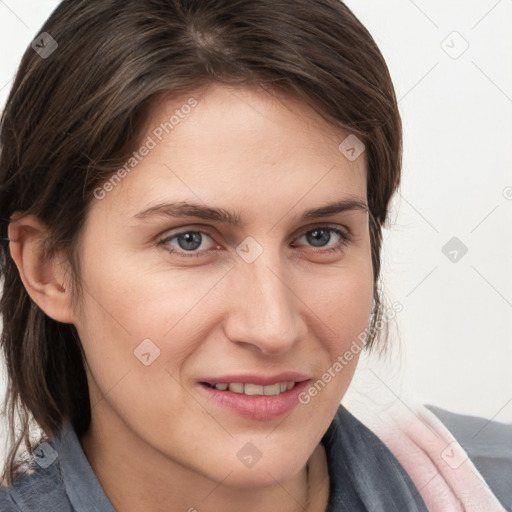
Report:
9,83,374,512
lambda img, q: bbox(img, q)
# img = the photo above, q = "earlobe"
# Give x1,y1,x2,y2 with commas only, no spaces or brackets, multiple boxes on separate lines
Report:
8,213,76,324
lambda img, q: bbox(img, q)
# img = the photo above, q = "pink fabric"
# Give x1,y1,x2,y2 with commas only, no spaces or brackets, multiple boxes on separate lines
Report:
362,402,506,511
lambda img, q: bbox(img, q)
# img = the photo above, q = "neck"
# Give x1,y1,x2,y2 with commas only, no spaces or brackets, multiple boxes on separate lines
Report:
80,406,329,512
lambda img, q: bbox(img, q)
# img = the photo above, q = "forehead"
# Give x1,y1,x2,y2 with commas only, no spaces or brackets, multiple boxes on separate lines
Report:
102,84,367,220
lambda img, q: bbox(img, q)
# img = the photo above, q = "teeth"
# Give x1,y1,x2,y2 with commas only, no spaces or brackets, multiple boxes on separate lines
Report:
228,383,244,394
210,381,296,396
244,383,264,395
263,383,281,395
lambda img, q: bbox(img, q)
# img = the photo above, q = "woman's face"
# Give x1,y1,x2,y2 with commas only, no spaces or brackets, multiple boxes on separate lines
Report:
73,83,374,486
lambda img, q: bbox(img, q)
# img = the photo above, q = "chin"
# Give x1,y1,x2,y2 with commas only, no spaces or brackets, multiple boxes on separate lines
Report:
219,462,302,489
222,443,308,487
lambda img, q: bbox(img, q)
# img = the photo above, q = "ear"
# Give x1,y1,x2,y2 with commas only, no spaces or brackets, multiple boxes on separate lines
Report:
8,213,76,324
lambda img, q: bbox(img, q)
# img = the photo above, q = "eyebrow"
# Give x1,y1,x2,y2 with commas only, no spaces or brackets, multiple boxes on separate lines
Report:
133,196,368,226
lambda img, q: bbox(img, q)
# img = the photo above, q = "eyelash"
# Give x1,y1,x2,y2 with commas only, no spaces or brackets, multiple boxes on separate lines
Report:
157,225,352,259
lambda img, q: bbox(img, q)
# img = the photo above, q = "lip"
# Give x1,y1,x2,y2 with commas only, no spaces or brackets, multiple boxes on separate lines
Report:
197,375,311,421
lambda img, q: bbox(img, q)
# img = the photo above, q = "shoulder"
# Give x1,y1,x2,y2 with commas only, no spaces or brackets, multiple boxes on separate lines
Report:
0,483,20,511
322,405,430,511
0,440,74,512
426,404,512,511
341,394,511,511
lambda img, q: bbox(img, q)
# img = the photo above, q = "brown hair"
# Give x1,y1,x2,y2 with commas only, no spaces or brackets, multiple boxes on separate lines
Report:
0,0,401,484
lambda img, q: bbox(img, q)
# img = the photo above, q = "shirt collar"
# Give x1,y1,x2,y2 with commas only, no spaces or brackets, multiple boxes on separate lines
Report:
50,420,116,512
321,405,428,512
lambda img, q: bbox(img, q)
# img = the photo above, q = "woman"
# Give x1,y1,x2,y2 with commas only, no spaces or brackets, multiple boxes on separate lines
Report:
0,1,509,511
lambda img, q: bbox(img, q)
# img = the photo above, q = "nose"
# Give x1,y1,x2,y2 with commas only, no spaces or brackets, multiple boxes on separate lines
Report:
222,249,307,355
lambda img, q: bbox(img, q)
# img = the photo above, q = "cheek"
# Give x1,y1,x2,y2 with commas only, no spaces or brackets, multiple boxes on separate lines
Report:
72,244,226,415
74,274,198,441
302,254,375,342
325,272,373,327
299,258,374,396
75,243,212,344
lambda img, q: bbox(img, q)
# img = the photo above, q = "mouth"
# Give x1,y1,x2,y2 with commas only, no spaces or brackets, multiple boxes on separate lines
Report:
200,381,298,396
197,374,311,420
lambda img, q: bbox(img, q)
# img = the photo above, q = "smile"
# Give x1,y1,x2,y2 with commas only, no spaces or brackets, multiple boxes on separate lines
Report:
198,379,310,420
203,381,297,395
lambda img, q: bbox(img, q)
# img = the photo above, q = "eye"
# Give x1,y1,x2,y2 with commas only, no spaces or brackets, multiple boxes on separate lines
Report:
157,225,352,259
158,229,221,258
293,226,352,254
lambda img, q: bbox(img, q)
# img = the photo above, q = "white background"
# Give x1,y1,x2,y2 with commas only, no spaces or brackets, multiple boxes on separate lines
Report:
1,0,511,461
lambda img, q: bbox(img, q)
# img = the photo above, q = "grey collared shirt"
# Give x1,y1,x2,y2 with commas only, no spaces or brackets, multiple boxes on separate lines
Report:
1,405,510,511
